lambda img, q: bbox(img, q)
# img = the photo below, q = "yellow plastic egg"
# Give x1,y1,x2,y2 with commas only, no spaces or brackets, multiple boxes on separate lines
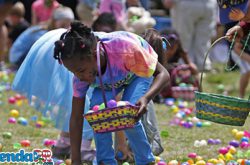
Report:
217,159,225,165
229,146,237,154
10,109,19,118
16,100,23,106
235,131,244,140
232,129,238,136
225,153,233,161
168,160,179,165
196,160,206,165
155,156,161,163
195,156,203,161
218,154,225,161
208,159,218,164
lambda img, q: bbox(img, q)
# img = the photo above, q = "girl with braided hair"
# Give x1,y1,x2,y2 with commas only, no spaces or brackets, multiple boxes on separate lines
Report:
53,21,169,165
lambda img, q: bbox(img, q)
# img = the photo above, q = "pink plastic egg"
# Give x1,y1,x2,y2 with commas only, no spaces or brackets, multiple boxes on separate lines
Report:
92,105,99,112
219,147,229,155
8,97,16,104
188,152,197,159
8,117,16,124
20,140,30,147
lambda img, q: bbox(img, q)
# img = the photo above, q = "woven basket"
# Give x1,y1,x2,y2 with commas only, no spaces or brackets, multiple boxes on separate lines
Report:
195,35,250,126
84,105,139,133
195,92,250,126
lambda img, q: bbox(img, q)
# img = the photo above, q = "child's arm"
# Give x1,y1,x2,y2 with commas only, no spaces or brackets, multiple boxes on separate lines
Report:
136,62,169,119
234,42,250,63
70,96,85,165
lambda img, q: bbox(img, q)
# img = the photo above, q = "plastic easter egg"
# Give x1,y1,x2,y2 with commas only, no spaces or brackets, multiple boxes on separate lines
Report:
158,161,167,165
229,140,240,148
196,121,202,127
196,160,206,165
229,146,237,154
160,130,169,138
99,103,106,110
235,131,244,140
154,156,161,163
232,129,238,136
214,139,222,144
241,137,249,143
2,132,12,139
14,94,22,100
225,153,233,161
165,98,174,106
187,159,194,164
244,131,250,138
181,162,189,165
188,152,197,159
168,160,179,165
117,101,126,107
170,105,179,113
30,116,38,121
207,138,215,145
107,100,117,108
245,160,250,165
36,121,44,128
195,156,203,161
122,162,130,165
245,150,250,158
217,84,224,92
218,154,226,160
13,142,21,149
10,109,19,118
8,117,16,124
240,141,249,149
8,97,16,104
194,140,201,147
202,121,211,127
20,140,30,147
236,151,244,158
92,105,99,112
208,159,218,164
219,147,229,155
55,159,64,165
227,160,238,165
200,140,207,146
18,117,28,126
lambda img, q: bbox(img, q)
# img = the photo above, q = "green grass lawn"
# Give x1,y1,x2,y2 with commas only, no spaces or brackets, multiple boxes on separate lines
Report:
0,64,250,164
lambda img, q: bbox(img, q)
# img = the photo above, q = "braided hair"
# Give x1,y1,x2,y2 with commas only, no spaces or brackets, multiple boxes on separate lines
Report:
54,21,96,63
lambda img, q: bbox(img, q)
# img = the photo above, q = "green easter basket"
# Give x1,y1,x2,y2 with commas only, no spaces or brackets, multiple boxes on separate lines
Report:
195,33,250,126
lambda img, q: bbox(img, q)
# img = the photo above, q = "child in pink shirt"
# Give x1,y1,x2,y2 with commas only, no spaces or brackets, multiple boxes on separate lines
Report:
31,0,60,25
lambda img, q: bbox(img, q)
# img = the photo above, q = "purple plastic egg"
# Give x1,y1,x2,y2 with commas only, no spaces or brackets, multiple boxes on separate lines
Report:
214,139,222,145
107,100,117,108
207,138,215,145
8,117,16,124
229,140,240,148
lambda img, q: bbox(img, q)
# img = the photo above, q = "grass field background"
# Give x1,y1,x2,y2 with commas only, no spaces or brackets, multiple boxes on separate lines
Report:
0,63,250,164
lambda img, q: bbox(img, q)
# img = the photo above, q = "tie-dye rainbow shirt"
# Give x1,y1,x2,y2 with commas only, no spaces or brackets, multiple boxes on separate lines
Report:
73,31,158,98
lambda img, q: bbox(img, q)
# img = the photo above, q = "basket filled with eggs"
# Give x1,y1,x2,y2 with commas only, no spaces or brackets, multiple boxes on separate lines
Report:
84,100,139,133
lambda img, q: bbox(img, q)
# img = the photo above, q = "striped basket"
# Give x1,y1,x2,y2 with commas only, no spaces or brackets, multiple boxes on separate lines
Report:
84,105,139,133
195,34,250,126
195,92,250,126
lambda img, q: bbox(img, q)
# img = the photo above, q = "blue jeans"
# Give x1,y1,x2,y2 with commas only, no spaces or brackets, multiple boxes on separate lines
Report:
89,76,155,165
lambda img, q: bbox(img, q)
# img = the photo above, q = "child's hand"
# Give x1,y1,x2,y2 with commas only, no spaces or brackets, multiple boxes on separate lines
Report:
229,8,245,22
135,96,149,121
234,42,243,55
188,63,198,75
226,25,244,42
116,143,133,160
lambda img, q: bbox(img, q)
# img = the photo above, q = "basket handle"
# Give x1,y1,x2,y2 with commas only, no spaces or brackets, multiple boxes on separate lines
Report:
199,31,250,92
96,41,116,107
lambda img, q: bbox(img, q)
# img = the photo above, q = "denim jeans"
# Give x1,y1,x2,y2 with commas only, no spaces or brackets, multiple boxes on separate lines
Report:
89,76,155,165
